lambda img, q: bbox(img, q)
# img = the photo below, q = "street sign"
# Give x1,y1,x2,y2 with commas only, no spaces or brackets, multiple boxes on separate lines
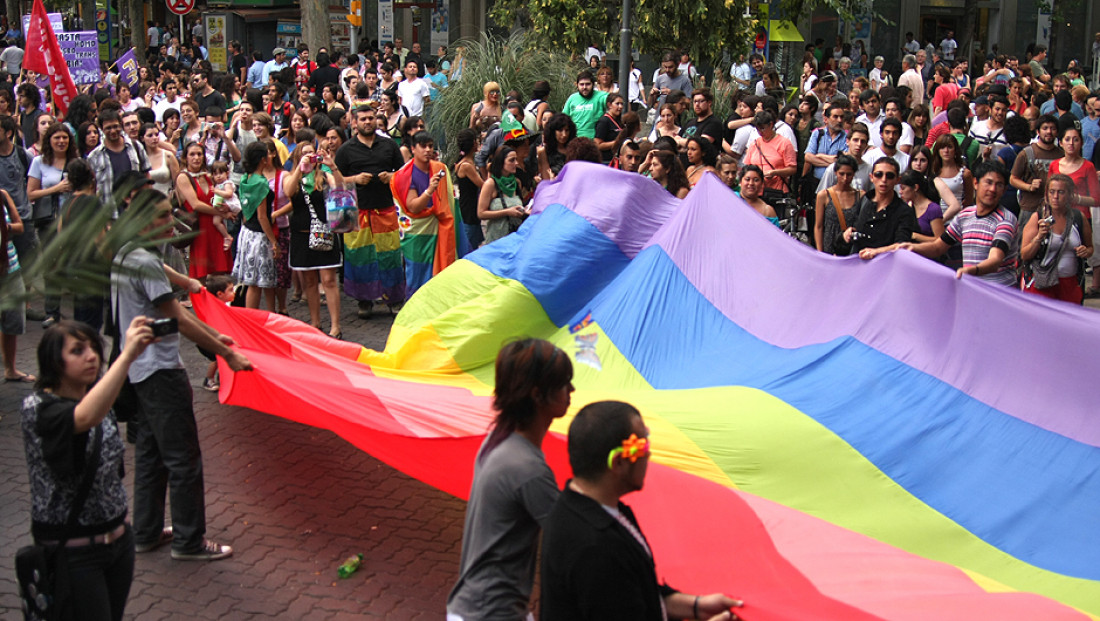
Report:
167,0,195,16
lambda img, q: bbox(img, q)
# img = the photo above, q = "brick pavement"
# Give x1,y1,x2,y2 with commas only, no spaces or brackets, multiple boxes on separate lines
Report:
1,294,467,620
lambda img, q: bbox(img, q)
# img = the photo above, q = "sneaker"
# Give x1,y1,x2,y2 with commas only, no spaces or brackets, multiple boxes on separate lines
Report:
202,377,219,392
41,316,58,329
135,526,174,553
171,539,233,561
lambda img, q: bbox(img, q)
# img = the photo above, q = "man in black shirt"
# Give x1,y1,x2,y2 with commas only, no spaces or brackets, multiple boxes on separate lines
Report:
334,105,406,317
191,69,226,117
308,52,342,94
230,41,248,85
540,401,742,621
679,87,724,147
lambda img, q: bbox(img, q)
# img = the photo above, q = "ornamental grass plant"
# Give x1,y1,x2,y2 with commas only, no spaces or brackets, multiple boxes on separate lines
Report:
429,32,584,162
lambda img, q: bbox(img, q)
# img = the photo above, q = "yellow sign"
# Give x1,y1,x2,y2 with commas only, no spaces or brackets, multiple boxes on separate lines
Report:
348,0,361,26
205,15,227,72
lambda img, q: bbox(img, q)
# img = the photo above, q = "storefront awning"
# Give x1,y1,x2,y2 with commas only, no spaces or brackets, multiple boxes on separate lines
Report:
223,8,303,22
769,20,804,43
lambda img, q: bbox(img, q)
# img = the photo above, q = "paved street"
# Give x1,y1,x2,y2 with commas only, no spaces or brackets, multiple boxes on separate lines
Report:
0,296,467,620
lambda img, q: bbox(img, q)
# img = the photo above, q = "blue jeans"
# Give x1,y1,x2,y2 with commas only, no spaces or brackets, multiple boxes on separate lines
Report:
132,369,207,553
463,222,484,251
60,524,135,621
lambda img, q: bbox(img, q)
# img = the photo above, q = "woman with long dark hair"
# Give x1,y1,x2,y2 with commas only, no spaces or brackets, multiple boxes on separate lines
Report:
647,149,691,198
447,339,573,621
232,141,279,310
684,136,718,186
454,129,485,249
21,318,154,621
176,141,232,278
537,113,576,181
279,141,344,337
478,146,527,244
76,121,100,156
815,154,861,253
593,93,624,164
63,94,97,136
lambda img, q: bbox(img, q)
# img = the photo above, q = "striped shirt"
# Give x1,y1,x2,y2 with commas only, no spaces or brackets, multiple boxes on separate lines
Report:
943,205,1018,286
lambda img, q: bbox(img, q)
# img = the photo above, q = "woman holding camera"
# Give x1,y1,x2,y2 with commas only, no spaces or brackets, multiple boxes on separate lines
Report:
1019,174,1093,303
279,142,344,338
20,317,154,621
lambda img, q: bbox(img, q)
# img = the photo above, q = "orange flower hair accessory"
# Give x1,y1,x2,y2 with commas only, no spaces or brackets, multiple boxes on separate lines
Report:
607,434,650,469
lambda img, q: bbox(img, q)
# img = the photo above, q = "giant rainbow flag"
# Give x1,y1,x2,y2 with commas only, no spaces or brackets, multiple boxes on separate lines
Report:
195,163,1100,620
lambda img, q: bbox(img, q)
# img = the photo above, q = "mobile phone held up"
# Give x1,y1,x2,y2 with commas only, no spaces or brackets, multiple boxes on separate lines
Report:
150,317,179,337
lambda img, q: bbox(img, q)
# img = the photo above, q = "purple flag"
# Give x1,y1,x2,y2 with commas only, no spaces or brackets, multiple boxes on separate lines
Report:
115,48,140,95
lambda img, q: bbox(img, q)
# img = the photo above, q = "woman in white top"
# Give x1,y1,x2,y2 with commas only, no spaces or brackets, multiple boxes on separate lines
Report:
142,122,180,196
929,134,973,222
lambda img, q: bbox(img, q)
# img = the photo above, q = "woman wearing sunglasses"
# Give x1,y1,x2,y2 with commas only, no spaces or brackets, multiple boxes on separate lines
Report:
844,157,918,258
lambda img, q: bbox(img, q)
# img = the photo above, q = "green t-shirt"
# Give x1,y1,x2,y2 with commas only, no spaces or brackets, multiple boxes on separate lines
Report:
562,90,609,139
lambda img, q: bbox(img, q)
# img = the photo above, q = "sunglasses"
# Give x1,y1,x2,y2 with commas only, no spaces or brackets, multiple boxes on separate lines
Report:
873,171,898,180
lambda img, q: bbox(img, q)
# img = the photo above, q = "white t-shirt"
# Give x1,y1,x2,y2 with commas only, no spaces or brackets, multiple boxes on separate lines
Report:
678,62,698,81
154,98,181,122
904,40,920,54
730,124,755,157
739,122,797,154
968,119,1009,152
856,113,884,147
0,46,23,76
897,121,915,149
396,77,431,117
940,38,957,60
148,26,160,47
627,68,644,105
585,47,604,63
863,147,909,172
869,68,890,90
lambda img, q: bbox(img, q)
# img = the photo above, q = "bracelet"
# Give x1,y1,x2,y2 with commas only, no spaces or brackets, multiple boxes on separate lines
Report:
694,596,700,619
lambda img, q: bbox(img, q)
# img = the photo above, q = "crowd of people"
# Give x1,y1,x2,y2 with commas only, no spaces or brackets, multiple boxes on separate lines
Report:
4,23,1100,620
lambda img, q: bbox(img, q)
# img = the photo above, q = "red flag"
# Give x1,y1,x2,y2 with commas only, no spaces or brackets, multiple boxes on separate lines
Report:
23,0,77,116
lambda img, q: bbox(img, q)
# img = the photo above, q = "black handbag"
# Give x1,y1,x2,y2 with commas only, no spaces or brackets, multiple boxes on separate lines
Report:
16,426,103,621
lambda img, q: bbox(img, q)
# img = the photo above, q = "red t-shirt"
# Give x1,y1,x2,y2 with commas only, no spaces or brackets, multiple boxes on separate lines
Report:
1049,159,1100,221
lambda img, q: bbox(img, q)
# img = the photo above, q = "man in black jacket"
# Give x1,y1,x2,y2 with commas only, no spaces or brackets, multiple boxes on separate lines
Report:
540,401,742,621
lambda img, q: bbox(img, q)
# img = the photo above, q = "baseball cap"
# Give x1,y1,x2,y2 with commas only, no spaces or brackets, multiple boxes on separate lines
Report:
273,47,286,56
819,71,838,83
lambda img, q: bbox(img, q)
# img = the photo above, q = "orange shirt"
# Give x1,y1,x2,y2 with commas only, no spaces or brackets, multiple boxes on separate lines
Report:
743,134,797,191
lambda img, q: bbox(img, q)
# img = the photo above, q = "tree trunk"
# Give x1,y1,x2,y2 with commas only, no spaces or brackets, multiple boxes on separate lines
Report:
958,0,979,67
6,0,20,39
302,0,331,56
128,0,145,62
81,0,95,34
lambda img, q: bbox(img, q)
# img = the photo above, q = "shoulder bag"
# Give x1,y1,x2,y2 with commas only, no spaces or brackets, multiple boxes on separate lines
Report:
1024,209,1077,290
305,188,334,251
830,189,857,256
16,426,103,621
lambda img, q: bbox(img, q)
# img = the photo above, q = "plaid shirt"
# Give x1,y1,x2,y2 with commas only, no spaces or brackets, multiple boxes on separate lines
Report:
87,137,151,207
